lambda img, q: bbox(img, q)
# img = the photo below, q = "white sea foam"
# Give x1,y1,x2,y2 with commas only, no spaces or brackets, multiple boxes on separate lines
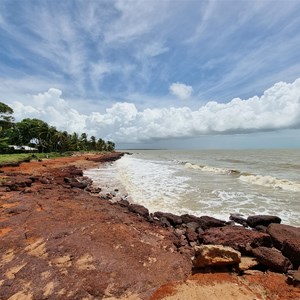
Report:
114,156,190,213
239,174,300,192
185,162,239,175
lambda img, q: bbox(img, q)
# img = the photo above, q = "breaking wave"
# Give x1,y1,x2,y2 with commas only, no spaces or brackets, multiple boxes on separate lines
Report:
239,174,300,192
184,162,300,192
184,162,240,175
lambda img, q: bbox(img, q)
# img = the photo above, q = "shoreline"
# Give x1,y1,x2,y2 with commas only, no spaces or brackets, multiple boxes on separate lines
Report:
0,152,299,299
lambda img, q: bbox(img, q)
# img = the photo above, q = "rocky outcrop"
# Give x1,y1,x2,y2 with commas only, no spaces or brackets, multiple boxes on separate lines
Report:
153,211,183,226
247,215,281,228
128,203,149,218
202,226,272,254
252,247,292,273
193,245,241,268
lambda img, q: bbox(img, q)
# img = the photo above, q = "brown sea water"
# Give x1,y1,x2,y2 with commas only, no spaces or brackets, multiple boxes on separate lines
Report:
85,149,300,226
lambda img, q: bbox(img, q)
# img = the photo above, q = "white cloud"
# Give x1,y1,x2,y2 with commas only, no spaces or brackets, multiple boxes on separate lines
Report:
169,82,193,100
8,78,300,144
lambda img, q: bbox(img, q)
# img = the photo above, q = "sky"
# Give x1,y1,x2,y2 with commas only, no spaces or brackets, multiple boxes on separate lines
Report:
0,0,300,149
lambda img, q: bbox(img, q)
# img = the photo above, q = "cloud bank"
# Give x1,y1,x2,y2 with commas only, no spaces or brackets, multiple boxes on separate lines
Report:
12,78,300,144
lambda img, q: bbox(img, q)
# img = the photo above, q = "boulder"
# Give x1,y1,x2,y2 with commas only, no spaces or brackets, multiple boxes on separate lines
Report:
193,245,241,268
70,181,88,189
181,214,226,230
202,226,272,254
128,204,149,218
186,222,200,232
267,223,300,250
282,238,300,269
247,215,281,228
252,246,292,273
185,228,198,243
229,213,248,227
153,212,183,226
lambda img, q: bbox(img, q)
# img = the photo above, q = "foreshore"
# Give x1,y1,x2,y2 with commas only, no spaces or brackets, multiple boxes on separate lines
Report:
0,152,299,300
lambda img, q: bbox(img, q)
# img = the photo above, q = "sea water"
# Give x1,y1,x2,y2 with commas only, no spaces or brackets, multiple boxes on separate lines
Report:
84,149,300,226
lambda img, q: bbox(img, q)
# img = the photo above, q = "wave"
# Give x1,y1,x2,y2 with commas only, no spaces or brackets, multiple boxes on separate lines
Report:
184,162,240,175
239,174,300,192
184,162,300,192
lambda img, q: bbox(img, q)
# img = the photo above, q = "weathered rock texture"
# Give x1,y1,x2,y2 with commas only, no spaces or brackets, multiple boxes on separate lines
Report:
202,226,272,254
193,245,241,268
252,247,292,273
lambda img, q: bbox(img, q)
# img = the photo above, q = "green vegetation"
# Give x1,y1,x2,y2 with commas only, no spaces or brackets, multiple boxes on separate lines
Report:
0,153,65,164
0,101,115,155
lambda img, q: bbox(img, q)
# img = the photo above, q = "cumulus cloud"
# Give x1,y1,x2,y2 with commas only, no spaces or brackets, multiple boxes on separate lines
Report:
169,82,193,100
10,78,300,144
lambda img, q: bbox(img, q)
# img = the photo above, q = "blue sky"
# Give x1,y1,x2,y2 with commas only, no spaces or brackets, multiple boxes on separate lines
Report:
1,0,300,148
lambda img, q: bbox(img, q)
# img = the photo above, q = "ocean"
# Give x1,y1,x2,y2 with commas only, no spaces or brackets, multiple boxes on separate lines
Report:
84,149,300,227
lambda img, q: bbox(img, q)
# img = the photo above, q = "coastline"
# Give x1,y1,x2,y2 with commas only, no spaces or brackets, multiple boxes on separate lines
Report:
0,153,299,299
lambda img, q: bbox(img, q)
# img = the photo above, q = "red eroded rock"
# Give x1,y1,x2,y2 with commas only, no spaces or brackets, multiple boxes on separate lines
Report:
267,223,300,250
202,226,272,254
282,238,300,269
252,246,292,273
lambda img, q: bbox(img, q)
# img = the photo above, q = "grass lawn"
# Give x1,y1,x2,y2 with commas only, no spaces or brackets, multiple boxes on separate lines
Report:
0,152,67,164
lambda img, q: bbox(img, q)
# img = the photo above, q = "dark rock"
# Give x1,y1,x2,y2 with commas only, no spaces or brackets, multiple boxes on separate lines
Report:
282,238,300,269
247,215,281,228
153,212,183,226
230,213,248,227
202,226,272,254
186,222,200,232
70,182,88,189
267,223,300,250
185,228,198,243
198,216,226,230
287,269,300,287
70,168,83,176
181,214,226,230
159,217,171,227
181,214,201,224
64,177,72,183
255,225,267,233
128,204,149,218
252,246,292,273
118,199,130,207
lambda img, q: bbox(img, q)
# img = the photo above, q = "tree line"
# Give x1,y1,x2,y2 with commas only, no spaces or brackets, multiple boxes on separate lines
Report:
0,102,115,153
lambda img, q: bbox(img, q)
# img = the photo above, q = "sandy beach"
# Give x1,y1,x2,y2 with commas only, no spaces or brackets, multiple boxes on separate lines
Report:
0,153,299,300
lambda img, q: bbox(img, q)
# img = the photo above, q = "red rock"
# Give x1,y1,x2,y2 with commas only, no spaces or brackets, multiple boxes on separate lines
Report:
267,223,300,250
282,238,300,269
252,247,292,273
202,226,272,254
180,214,226,230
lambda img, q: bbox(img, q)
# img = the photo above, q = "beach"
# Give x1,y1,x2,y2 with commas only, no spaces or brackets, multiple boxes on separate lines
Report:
0,152,299,300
